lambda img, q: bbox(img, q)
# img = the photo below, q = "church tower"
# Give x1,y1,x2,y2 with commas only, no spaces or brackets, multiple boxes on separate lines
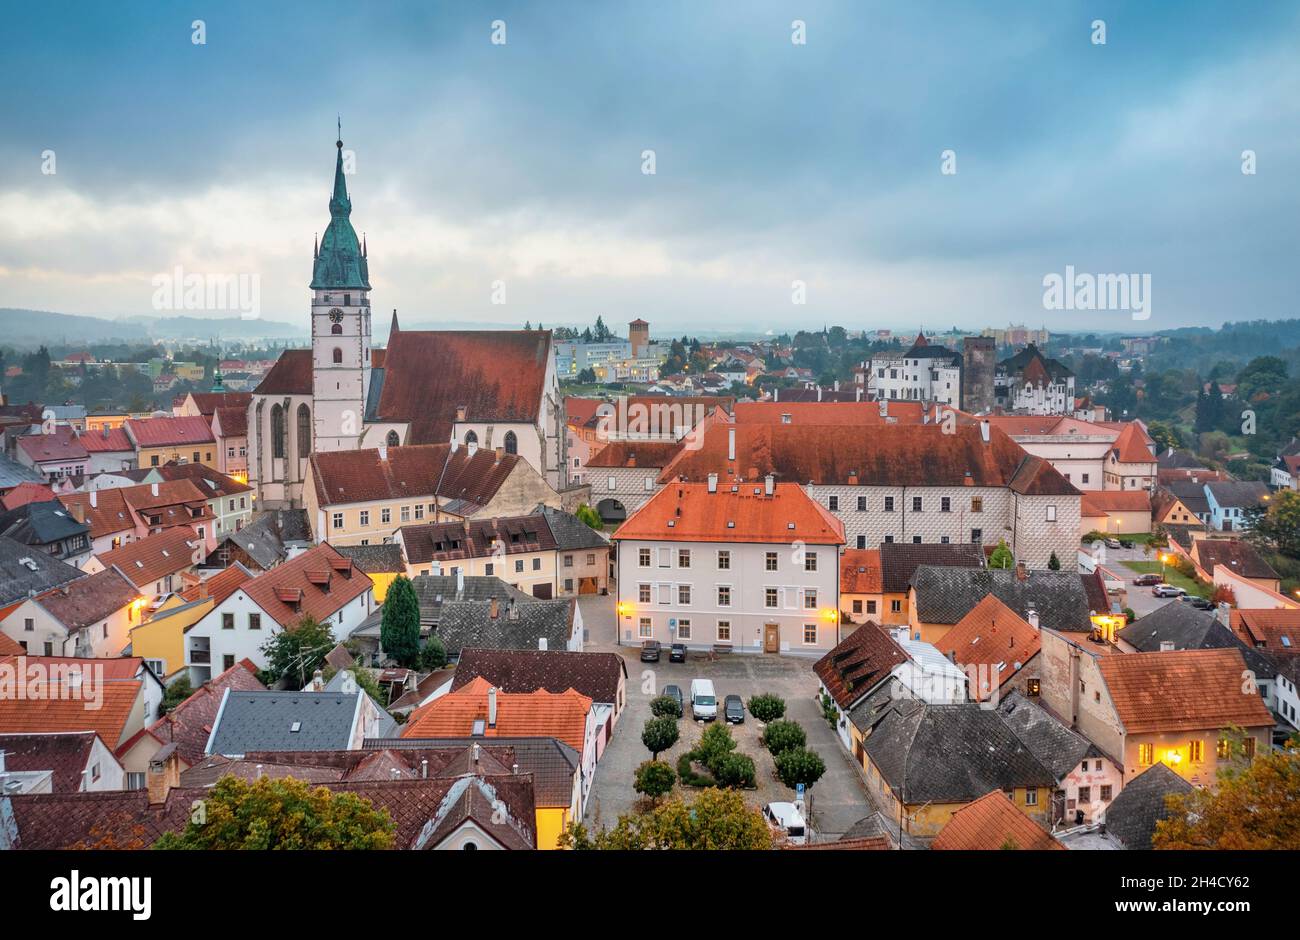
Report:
311,131,373,453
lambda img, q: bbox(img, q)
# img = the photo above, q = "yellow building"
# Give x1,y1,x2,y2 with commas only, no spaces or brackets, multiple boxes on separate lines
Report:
333,545,406,602
129,565,254,682
126,415,219,470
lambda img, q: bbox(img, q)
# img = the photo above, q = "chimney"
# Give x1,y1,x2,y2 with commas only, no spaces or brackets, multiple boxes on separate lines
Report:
456,405,467,422
456,567,464,594
68,500,86,524
707,472,718,493
90,490,97,509
979,420,990,444
855,387,863,402
340,670,357,695
507,599,520,621
1216,602,1231,627
816,386,823,402
378,445,387,461
512,762,519,775
764,474,774,497
146,748,184,805
538,636,548,651
151,482,160,497
421,759,428,779
487,689,497,729
878,399,887,418
310,669,324,692
467,440,478,457
489,597,500,619
1014,561,1028,582
727,427,736,461
1026,610,1040,631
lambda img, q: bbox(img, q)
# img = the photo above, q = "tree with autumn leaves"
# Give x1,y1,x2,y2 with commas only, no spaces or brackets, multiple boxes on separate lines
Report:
560,787,771,850
1153,732,1300,850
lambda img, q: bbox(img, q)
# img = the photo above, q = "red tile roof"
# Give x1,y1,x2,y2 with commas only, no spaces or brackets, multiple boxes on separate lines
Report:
936,595,1040,702
400,513,557,565
309,443,519,510
614,482,844,545
585,440,684,468
0,633,24,655
213,404,247,438
1,482,57,511
17,428,89,464
932,791,1063,850
253,348,314,395
151,462,251,497
1096,649,1274,734
79,426,133,453
1230,608,1300,652
813,622,909,709
37,568,140,632
188,391,252,417
94,527,201,589
840,549,882,594
239,543,371,629
0,731,103,792
1111,423,1155,464
181,563,255,605
0,675,142,748
1080,490,1152,514
658,423,1078,495
1191,539,1278,581
402,675,591,751
734,401,925,426
374,330,550,444
125,415,215,448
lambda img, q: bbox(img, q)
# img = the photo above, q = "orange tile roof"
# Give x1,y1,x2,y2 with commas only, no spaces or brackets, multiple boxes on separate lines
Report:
1080,490,1151,514
401,676,592,751
1111,423,1155,464
239,543,371,629
936,595,1040,702
94,527,200,589
733,401,925,426
840,549,882,594
585,440,684,468
932,791,1063,851
181,564,255,606
1230,608,1300,652
1,482,57,511
125,415,215,448
0,633,25,655
58,488,134,538
79,426,133,453
614,482,844,545
1096,649,1274,734
0,673,142,749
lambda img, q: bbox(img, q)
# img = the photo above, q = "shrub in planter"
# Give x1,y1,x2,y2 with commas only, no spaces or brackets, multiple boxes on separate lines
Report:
642,716,680,760
696,722,737,768
633,759,676,802
747,693,786,723
819,691,839,728
761,719,806,755
650,694,682,719
676,750,716,788
712,752,757,789
775,747,827,791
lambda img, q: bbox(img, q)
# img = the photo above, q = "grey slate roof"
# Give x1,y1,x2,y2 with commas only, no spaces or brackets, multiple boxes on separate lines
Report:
205,689,362,756
841,811,926,850
365,735,580,808
451,648,626,705
1157,448,1207,470
0,500,89,547
863,702,1056,804
533,504,609,551
1103,762,1194,849
879,542,983,593
1163,480,1211,515
334,543,406,574
1117,603,1277,679
1205,480,1269,509
434,597,577,658
847,675,914,735
410,574,536,624
0,452,44,489
910,566,1100,631
996,690,1098,781
0,534,84,607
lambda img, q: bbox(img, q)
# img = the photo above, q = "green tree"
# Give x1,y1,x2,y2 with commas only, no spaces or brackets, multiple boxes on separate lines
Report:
153,775,395,849
260,615,336,689
641,716,680,760
774,747,827,791
574,503,603,530
380,575,422,667
988,540,1014,570
712,752,756,789
761,719,807,755
160,676,194,716
633,759,677,803
418,634,448,672
650,694,682,719
1246,489,1300,559
746,693,786,723
1047,551,1061,571
560,788,771,850
696,722,737,769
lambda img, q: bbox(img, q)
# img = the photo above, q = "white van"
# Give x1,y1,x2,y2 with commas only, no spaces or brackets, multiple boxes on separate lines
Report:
690,678,717,721
763,802,807,845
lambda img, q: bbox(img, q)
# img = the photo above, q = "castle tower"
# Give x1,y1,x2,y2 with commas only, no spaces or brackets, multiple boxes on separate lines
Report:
961,336,996,414
311,131,373,453
628,318,649,358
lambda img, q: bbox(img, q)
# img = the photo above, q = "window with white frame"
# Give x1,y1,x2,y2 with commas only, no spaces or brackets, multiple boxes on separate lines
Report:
804,551,817,572
804,589,817,609
639,618,653,638
765,588,779,608
639,548,651,567
765,552,778,571
803,623,817,645
678,549,691,568
717,585,731,606
677,619,691,639
678,584,691,605
717,550,730,569
716,620,731,642
639,583,651,603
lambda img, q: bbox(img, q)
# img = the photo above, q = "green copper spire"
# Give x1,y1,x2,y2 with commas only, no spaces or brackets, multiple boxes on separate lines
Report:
311,127,371,291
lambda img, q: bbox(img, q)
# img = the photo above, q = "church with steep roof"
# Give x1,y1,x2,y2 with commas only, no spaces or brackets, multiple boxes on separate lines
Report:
247,135,565,508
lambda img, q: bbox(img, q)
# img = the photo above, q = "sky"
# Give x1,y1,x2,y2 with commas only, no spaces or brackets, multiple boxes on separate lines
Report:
0,1,1297,336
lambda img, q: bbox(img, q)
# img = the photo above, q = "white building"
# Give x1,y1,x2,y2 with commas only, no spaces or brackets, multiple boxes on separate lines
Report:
867,333,962,405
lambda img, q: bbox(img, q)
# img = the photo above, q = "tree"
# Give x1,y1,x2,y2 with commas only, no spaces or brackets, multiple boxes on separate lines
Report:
761,719,807,755
641,716,680,760
746,693,786,723
1047,552,1061,571
160,676,194,716
774,747,827,791
650,694,682,719
561,788,771,850
696,722,737,769
260,615,336,689
1153,733,1300,849
712,752,756,789
1246,489,1300,559
989,540,1014,570
153,775,395,849
418,634,448,672
380,575,421,667
633,760,676,803
574,503,603,530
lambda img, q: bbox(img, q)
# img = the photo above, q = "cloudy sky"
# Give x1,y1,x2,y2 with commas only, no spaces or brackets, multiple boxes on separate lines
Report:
1,1,1296,335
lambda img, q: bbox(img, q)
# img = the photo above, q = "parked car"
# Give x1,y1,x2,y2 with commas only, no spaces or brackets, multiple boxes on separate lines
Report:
763,802,807,846
640,640,661,662
662,684,684,713
1183,595,1215,610
1105,538,1122,549
723,694,745,724
690,678,717,721
1133,573,1163,586
1153,584,1186,598
669,643,687,663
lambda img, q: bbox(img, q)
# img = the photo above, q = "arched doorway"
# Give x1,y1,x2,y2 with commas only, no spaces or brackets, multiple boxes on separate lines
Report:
596,498,627,524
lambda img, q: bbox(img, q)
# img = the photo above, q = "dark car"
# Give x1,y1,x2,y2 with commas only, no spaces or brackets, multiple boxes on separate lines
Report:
723,694,745,724
662,684,684,712
1133,573,1162,586
640,640,661,662
669,643,687,663
1183,595,1215,610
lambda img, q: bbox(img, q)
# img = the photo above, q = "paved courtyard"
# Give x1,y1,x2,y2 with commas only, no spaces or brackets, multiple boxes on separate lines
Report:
580,598,877,842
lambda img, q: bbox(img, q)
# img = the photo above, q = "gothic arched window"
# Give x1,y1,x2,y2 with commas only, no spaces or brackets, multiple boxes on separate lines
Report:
464,430,478,446
386,430,400,447
270,404,286,459
333,347,343,364
297,404,312,457
503,430,518,455
331,323,343,335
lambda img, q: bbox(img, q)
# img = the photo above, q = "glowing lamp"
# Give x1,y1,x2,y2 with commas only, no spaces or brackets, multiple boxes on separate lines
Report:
616,602,634,618
821,608,839,623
